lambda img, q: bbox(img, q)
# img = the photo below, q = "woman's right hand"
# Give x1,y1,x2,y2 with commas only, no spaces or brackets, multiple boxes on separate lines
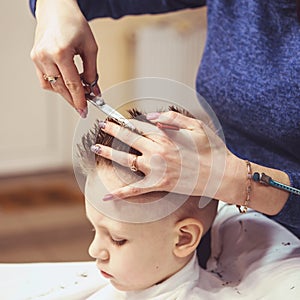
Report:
30,0,100,117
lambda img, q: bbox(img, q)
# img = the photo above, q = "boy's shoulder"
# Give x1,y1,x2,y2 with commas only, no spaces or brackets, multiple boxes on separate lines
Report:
206,203,300,299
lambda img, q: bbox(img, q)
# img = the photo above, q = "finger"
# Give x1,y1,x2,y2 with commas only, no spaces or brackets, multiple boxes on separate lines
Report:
100,121,155,151
146,111,202,130
80,72,101,98
90,144,149,174
32,49,58,91
57,57,87,111
34,52,77,107
35,66,87,118
80,42,100,95
42,66,78,108
36,67,53,91
103,181,155,201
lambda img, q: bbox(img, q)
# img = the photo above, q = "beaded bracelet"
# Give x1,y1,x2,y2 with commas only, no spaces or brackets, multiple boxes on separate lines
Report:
236,160,252,214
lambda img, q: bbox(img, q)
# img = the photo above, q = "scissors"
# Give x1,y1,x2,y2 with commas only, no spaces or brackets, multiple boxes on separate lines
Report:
81,74,138,132
81,74,179,132
85,93,137,131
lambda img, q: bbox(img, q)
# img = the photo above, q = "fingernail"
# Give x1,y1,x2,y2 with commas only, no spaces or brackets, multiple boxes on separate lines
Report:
146,112,161,120
99,120,106,129
103,194,115,201
90,144,101,155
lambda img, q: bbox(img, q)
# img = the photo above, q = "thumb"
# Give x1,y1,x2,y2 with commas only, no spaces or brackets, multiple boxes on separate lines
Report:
80,43,100,95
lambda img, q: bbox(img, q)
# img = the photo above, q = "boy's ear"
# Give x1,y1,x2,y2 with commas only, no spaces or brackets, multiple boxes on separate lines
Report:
173,218,204,258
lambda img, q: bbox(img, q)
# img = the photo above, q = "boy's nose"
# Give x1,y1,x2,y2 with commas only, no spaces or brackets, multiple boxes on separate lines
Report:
89,240,110,261
98,249,110,261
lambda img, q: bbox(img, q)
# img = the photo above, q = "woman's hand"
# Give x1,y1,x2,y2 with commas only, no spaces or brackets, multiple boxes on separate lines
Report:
30,0,100,117
91,111,240,201
90,110,290,215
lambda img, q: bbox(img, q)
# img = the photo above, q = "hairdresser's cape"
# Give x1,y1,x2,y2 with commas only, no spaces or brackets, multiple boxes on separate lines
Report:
86,204,300,300
1,204,299,299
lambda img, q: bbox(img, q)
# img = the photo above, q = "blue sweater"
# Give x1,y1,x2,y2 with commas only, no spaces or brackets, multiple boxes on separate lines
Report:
29,0,300,237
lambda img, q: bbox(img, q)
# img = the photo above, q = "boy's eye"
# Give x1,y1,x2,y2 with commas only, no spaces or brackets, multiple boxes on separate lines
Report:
111,238,127,246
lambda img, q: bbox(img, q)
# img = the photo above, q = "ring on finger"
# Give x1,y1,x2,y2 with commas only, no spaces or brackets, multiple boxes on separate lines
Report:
43,74,61,84
130,155,139,172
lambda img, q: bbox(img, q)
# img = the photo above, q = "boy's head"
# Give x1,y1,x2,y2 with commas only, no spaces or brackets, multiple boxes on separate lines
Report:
78,108,218,291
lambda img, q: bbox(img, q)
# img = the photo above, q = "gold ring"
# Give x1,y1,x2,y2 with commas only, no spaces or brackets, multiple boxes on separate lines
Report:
130,155,138,172
43,74,61,84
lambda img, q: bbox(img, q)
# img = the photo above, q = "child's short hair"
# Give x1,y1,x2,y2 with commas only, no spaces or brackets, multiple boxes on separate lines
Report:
77,106,192,176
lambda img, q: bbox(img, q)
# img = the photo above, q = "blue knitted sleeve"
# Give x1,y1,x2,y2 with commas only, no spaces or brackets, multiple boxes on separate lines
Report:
271,170,300,238
29,0,205,20
197,0,300,238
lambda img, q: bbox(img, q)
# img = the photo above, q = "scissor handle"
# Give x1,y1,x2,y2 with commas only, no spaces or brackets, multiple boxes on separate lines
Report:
80,73,100,96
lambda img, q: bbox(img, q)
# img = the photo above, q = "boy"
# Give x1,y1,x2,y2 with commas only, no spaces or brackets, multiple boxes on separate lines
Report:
77,108,219,298
77,109,300,299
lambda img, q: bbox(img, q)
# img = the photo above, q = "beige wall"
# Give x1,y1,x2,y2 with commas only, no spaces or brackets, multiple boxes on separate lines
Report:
90,7,206,90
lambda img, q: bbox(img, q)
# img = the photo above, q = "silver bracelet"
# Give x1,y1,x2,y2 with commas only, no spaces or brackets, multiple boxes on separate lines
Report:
252,172,300,196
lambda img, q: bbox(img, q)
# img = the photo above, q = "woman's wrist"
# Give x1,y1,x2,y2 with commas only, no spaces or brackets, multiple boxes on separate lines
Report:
35,0,79,19
214,153,246,206
215,154,290,215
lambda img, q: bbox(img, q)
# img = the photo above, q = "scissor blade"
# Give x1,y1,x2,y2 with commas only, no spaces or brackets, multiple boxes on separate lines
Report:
101,103,136,131
87,96,136,131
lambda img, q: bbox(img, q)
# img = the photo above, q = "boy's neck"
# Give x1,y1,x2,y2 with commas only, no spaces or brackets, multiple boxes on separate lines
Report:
155,252,195,286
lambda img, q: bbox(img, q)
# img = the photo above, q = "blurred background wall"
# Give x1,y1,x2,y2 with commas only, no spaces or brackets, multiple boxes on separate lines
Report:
0,2,206,262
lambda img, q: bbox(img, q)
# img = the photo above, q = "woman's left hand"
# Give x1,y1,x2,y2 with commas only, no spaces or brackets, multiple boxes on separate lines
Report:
91,111,243,201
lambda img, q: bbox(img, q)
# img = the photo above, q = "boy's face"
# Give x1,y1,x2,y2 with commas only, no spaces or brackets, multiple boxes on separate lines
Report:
86,201,178,291
85,168,181,291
